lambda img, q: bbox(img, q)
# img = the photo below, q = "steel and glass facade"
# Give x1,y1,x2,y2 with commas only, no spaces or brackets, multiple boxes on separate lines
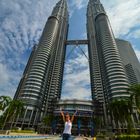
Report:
14,0,68,128
12,0,140,130
87,0,130,124
116,39,140,84
87,0,129,102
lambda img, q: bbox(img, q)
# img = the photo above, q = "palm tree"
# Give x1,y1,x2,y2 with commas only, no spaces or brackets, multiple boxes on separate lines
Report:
119,100,133,133
10,99,25,129
2,99,24,130
109,100,121,130
128,84,140,113
0,96,12,111
92,116,102,134
42,115,54,134
0,96,12,129
109,99,133,133
43,115,54,126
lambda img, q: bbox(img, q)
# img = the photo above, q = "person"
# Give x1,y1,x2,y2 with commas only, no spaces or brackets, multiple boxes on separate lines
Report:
77,118,81,136
60,108,77,140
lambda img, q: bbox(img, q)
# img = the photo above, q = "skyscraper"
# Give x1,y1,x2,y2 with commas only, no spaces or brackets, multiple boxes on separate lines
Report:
116,39,140,84
87,0,130,123
11,0,140,129
14,0,68,128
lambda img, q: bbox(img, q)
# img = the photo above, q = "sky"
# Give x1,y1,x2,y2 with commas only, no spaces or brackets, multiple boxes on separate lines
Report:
0,0,140,100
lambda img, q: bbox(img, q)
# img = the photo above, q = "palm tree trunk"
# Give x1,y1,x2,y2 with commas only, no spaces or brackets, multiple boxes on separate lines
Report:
14,114,19,127
131,114,136,128
28,110,33,128
2,108,11,130
10,110,17,130
21,107,28,129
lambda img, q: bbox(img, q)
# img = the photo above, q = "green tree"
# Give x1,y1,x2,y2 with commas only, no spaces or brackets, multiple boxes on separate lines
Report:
109,100,121,130
2,99,24,129
93,116,102,134
128,84,140,113
0,96,12,111
109,99,133,133
42,115,54,134
43,115,54,126
0,96,12,128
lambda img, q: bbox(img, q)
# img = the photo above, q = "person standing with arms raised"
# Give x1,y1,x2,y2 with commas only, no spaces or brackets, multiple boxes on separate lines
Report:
60,108,77,140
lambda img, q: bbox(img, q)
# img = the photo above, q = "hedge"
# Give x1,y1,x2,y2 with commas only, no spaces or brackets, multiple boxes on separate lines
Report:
117,135,140,140
11,130,35,133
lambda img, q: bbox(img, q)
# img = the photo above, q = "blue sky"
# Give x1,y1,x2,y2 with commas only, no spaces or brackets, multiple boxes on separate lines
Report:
0,0,140,100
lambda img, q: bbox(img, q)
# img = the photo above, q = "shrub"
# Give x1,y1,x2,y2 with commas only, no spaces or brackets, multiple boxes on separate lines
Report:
96,134,106,138
11,130,35,133
117,135,140,140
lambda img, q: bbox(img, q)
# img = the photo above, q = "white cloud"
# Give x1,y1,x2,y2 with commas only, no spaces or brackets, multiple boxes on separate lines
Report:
0,0,58,97
127,29,140,39
101,0,140,37
101,0,140,62
69,0,87,10
62,47,91,100
0,0,140,99
68,0,88,17
135,49,140,61
64,0,140,100
0,63,9,85
69,0,140,39
62,68,91,100
0,63,21,97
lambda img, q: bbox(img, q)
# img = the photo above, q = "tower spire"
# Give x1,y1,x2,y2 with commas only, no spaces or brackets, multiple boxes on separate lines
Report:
88,0,106,19
51,0,68,20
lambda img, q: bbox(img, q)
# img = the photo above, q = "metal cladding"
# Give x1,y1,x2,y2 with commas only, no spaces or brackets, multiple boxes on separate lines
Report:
87,0,105,104
87,0,129,104
116,39,140,84
14,0,68,127
12,0,140,130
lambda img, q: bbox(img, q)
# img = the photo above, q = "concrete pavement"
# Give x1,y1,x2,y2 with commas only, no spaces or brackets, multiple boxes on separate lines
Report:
0,135,94,140
46,135,94,140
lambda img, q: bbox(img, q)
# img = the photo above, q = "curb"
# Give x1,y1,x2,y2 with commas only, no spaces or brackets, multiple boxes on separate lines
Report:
0,135,48,139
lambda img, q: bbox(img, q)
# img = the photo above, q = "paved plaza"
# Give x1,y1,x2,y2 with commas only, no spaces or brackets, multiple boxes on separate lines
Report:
0,135,94,140
46,136,93,140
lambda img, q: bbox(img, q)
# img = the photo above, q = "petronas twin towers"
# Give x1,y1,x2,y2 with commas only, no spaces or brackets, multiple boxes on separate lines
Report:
13,0,140,129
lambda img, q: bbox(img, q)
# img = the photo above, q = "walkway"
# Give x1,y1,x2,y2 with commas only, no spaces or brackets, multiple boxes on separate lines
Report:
46,136,93,140
0,135,94,140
